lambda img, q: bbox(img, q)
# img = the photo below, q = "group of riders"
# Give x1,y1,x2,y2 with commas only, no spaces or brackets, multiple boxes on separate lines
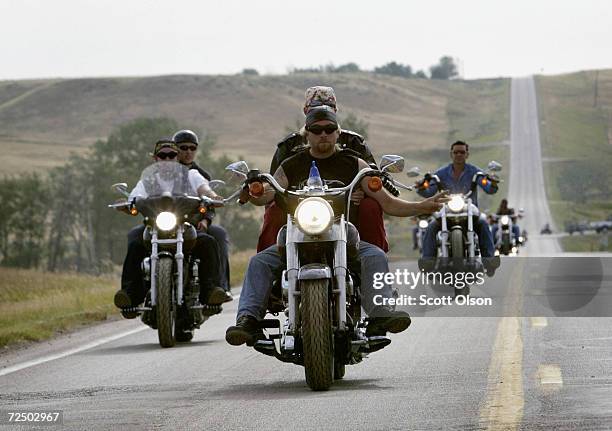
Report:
113,85,521,347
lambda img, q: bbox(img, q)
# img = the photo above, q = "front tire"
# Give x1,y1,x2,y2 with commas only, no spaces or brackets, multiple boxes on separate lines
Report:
450,229,464,261
157,257,176,348
301,279,334,391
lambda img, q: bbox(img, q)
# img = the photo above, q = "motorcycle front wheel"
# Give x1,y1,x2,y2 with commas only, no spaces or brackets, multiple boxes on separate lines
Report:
156,257,176,348
301,279,334,391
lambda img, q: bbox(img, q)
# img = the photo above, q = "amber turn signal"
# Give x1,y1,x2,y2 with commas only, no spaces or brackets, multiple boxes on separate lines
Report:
423,180,429,189
130,208,138,216
199,206,207,214
249,182,264,197
481,178,488,186
368,176,383,192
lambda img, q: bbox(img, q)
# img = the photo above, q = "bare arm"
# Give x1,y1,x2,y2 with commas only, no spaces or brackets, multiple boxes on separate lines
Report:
196,182,222,200
357,159,447,216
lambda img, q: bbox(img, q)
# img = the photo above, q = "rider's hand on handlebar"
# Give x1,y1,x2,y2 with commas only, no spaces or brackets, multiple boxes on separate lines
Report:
350,186,365,206
114,199,131,214
211,194,224,207
238,188,250,205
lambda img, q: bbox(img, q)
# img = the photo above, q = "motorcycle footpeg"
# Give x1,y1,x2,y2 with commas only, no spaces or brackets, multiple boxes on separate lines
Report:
259,319,281,329
253,339,276,356
363,336,391,353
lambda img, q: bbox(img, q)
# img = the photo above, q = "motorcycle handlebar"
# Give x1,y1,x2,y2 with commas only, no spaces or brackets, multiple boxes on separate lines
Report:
251,168,384,196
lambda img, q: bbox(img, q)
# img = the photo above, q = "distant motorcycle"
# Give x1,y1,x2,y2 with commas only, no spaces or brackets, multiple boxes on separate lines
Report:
109,163,238,347
414,161,502,296
491,211,524,256
540,223,552,235
225,155,411,391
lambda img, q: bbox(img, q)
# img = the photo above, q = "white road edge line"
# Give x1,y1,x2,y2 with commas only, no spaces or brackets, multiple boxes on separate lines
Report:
0,326,148,378
0,293,242,378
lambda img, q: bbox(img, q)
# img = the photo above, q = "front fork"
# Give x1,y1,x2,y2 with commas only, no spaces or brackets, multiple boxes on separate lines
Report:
285,218,348,334
149,225,185,306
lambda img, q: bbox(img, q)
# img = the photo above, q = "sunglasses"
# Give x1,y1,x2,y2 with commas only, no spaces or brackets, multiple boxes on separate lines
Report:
156,152,178,160
452,150,467,155
179,145,198,151
307,125,338,135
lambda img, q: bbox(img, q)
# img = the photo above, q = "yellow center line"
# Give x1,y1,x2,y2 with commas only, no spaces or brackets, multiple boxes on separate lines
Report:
530,317,548,328
537,364,563,392
480,261,525,430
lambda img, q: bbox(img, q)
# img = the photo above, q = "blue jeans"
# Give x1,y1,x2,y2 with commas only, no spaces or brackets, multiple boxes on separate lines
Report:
421,215,495,258
237,241,393,321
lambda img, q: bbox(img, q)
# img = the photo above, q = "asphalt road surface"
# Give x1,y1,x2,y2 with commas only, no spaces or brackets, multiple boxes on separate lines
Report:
1,77,611,430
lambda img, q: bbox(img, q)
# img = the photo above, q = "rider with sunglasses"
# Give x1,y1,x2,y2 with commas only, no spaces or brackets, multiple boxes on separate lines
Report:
114,139,227,319
415,140,500,275
226,106,449,346
258,86,389,254
173,129,233,303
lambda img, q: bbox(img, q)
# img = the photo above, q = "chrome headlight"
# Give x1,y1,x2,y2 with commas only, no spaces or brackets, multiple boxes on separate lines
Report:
156,212,177,231
501,215,510,225
294,197,333,235
418,219,429,229
447,195,465,213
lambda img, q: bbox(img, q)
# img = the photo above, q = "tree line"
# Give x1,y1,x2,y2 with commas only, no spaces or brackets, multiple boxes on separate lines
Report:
0,118,261,273
282,56,459,80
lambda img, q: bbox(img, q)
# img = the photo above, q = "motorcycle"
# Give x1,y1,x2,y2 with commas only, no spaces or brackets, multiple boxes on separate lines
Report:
492,209,525,256
404,167,430,253
225,155,411,391
109,162,239,347
415,161,502,296
492,214,516,255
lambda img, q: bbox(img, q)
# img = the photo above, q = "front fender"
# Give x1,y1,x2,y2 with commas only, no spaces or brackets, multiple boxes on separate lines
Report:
298,264,332,280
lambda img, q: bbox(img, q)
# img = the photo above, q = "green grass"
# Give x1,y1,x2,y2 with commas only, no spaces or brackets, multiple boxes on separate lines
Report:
536,70,612,243
229,249,254,289
446,79,510,145
0,251,252,347
561,234,612,252
0,268,118,347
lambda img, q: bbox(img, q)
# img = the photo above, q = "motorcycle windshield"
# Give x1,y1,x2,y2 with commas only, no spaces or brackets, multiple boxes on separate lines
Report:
139,162,194,197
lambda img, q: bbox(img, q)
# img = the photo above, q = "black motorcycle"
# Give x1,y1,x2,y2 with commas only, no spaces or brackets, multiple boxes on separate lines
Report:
110,162,236,347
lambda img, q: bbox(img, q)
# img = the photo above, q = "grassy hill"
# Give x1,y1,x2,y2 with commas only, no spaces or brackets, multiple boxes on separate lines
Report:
0,73,509,175
536,70,612,242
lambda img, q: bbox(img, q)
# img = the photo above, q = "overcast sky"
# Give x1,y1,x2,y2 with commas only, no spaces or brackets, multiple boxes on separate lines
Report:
1,0,611,81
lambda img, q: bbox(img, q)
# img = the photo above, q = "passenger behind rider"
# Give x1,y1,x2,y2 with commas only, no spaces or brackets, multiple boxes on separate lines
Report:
258,86,389,253
491,198,521,245
113,139,227,318
415,140,500,275
225,106,448,347
173,129,233,303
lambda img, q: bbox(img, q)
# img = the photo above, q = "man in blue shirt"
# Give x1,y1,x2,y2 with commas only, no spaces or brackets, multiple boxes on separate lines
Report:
416,141,499,274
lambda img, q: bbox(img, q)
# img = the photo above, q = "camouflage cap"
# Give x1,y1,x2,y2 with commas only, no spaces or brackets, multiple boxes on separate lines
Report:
304,86,337,111
153,138,178,155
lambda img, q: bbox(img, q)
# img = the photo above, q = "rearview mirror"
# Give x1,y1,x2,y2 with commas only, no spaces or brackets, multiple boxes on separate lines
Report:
111,182,129,198
224,161,249,184
487,160,502,172
406,166,421,178
380,155,405,173
209,180,226,191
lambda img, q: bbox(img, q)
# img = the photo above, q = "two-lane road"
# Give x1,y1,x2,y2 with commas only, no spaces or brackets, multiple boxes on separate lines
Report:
1,77,610,431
